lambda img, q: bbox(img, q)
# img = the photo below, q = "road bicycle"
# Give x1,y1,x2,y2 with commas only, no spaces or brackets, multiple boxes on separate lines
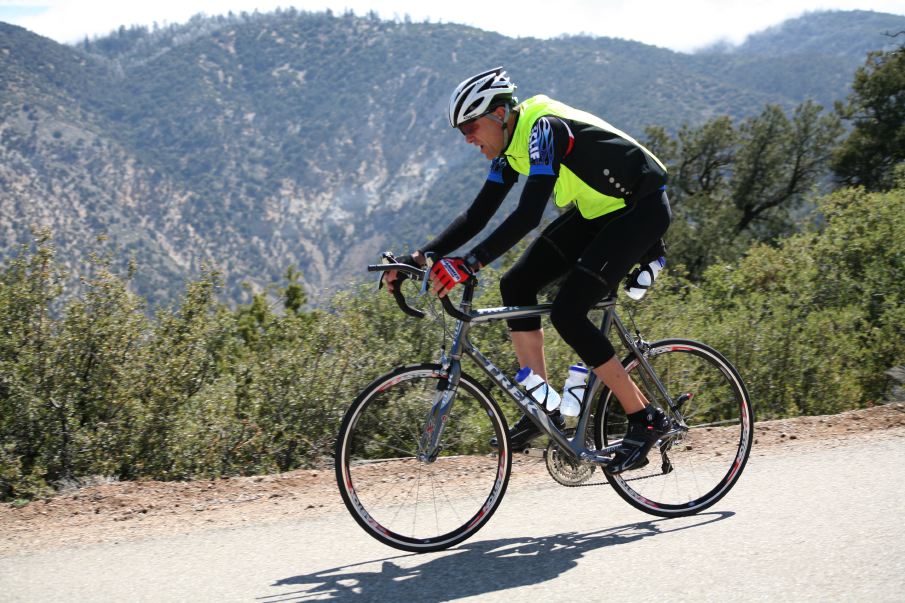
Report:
335,254,754,553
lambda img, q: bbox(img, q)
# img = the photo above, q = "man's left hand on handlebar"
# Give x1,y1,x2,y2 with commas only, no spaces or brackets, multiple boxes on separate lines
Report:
382,251,424,293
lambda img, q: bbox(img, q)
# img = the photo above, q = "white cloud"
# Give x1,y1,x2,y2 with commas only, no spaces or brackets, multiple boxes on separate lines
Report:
2,0,905,51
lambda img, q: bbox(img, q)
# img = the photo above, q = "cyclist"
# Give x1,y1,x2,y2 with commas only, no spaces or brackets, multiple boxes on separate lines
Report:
384,67,672,473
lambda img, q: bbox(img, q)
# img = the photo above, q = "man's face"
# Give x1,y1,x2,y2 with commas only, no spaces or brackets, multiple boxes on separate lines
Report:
459,108,505,160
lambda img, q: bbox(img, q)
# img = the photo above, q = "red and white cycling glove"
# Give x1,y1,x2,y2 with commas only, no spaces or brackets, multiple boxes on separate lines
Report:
430,257,473,295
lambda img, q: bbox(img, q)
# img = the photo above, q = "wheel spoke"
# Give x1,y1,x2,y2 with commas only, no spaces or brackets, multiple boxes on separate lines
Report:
349,437,417,460
336,366,510,552
597,341,753,516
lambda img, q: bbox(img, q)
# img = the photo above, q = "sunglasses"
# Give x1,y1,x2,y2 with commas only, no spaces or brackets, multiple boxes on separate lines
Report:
458,119,480,136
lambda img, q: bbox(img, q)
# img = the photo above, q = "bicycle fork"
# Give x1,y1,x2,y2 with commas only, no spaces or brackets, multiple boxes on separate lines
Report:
417,381,458,462
416,343,463,462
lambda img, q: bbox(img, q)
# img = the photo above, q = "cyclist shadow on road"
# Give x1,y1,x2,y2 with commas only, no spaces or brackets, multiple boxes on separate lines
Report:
265,511,732,602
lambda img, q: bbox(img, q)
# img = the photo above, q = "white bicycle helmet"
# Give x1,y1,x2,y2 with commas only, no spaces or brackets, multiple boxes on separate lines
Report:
448,67,518,128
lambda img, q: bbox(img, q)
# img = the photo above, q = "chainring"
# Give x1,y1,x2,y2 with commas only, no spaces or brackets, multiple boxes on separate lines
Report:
545,428,596,486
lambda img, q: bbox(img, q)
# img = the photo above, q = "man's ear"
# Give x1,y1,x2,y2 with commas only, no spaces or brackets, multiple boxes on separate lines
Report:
492,105,507,119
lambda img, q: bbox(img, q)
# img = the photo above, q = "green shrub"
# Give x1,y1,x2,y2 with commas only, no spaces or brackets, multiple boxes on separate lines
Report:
631,184,905,419
1,184,902,499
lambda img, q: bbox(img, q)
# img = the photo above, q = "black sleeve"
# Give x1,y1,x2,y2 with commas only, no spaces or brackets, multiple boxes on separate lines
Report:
420,158,517,257
468,116,572,266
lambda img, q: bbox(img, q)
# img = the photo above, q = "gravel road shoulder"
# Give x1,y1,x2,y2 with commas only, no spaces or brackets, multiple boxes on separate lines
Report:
2,402,903,555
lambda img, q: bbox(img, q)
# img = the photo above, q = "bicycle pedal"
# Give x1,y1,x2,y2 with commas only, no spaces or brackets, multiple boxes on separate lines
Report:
582,452,614,465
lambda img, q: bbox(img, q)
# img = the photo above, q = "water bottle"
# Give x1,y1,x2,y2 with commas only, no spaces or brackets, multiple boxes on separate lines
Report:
515,367,561,412
625,256,666,300
560,364,589,417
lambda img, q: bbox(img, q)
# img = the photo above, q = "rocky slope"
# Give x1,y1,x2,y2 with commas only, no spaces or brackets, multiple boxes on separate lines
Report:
2,10,903,305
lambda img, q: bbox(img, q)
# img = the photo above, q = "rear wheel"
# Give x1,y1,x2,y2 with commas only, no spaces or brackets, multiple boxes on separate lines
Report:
595,340,753,517
335,364,511,552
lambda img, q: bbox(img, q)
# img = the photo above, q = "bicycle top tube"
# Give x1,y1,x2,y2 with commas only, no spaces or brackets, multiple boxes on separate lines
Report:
470,297,616,324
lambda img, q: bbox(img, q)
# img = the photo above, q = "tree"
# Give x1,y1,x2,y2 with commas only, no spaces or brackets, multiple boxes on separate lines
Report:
633,179,905,418
732,102,842,234
832,46,905,191
646,102,841,278
0,233,64,499
282,266,307,315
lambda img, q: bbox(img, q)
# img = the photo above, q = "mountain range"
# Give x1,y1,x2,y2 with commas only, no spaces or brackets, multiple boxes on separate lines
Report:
1,8,903,306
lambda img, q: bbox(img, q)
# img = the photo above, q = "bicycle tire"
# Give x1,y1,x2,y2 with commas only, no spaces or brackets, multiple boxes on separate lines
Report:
594,339,754,517
335,363,511,552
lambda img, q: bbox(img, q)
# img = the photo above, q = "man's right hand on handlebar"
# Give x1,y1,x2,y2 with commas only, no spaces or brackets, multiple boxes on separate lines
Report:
429,256,474,298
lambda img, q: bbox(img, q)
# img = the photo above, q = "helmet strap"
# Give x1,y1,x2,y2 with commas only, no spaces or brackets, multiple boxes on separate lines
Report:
485,105,512,154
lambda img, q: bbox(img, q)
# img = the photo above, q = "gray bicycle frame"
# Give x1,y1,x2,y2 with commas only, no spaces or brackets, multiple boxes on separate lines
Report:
416,283,679,465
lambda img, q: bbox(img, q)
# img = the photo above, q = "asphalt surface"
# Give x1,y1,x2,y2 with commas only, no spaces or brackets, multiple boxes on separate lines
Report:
2,433,904,602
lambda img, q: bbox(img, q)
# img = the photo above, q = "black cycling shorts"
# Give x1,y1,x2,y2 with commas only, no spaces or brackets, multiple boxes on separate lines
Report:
499,190,672,368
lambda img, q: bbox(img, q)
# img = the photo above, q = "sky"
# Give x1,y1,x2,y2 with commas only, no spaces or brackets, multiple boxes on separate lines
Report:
2,0,905,53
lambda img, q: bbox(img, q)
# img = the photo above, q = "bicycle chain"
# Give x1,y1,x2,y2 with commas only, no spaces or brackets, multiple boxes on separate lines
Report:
554,466,670,486
528,448,671,487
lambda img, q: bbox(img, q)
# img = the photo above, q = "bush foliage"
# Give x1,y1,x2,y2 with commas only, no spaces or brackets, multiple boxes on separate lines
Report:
2,182,903,500
631,182,905,419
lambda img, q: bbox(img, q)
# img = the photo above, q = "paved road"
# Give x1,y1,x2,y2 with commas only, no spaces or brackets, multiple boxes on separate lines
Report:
2,434,904,602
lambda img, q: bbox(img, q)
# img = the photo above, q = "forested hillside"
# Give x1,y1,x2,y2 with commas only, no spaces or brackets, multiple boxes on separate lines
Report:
1,9,903,305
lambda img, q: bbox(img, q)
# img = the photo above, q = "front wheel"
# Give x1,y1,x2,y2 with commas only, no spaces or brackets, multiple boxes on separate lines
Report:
335,364,511,552
595,339,754,517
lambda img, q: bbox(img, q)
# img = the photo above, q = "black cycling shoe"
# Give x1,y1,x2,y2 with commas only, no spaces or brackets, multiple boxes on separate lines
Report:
604,405,671,474
490,412,566,451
